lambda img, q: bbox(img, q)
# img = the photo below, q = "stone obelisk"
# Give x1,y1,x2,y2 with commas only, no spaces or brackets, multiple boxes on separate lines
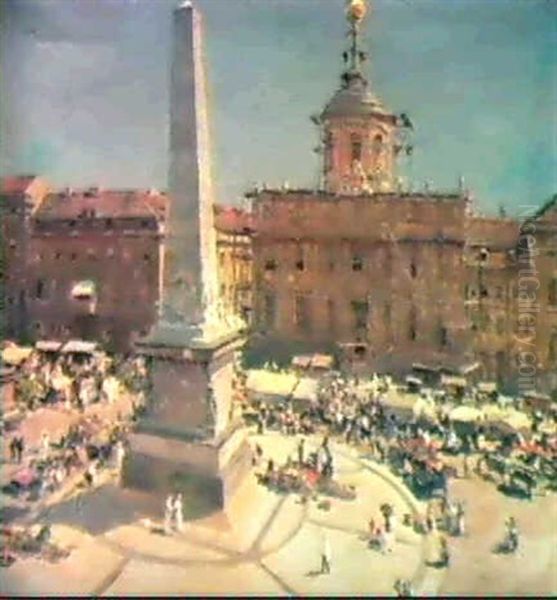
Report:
123,1,251,512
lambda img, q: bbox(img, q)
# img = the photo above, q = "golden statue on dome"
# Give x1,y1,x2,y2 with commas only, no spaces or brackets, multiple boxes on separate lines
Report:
347,0,368,24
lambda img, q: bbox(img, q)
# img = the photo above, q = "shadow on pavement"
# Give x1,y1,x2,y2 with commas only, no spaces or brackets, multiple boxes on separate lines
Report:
39,483,159,536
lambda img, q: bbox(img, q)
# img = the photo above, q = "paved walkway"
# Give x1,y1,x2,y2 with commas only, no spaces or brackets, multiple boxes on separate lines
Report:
2,430,555,597
1,432,430,597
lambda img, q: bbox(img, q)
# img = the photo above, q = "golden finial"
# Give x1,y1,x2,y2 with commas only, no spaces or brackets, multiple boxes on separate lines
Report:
347,0,368,25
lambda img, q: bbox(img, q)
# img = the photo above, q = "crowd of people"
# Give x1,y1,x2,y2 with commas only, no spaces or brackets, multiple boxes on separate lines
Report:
243,370,557,501
2,348,149,511
12,350,148,415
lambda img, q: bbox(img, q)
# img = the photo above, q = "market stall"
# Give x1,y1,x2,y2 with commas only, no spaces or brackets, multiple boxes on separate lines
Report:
2,346,34,367
246,369,299,403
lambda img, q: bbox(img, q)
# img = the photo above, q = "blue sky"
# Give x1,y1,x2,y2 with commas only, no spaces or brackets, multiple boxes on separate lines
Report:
1,0,555,214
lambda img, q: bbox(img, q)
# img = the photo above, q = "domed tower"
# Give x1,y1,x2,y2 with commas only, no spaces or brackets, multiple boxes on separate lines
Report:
315,0,410,195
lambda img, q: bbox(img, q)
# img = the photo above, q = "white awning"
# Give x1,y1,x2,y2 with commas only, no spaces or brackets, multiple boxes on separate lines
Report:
35,340,63,352
246,369,298,398
441,375,467,388
71,280,96,299
292,355,312,369
310,354,334,370
60,340,98,354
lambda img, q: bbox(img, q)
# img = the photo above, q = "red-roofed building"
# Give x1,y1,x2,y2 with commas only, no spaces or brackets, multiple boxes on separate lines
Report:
1,176,51,340
26,187,168,350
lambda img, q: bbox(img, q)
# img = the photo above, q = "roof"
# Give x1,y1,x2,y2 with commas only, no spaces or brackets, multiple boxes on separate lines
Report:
1,175,41,195
321,73,394,120
34,188,167,221
1,176,51,207
214,205,254,234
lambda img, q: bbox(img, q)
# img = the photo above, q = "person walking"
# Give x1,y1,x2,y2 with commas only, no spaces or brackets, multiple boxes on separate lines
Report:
40,431,50,461
173,493,184,533
320,533,332,574
439,536,450,568
164,494,174,536
297,438,305,466
455,503,465,536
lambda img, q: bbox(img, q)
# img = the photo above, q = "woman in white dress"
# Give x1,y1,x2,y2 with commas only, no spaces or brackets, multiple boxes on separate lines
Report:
173,493,184,532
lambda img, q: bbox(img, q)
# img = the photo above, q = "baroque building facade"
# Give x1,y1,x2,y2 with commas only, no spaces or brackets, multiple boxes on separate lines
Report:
247,0,557,394
0,176,251,353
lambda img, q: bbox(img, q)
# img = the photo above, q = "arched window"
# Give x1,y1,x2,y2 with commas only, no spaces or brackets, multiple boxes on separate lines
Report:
373,134,383,154
350,133,362,162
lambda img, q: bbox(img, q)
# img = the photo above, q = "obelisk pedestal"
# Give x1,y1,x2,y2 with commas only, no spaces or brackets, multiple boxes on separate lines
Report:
122,2,251,514
123,328,251,512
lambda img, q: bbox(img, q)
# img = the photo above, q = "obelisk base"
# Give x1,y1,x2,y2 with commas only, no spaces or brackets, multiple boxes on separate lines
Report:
123,323,252,514
123,424,251,515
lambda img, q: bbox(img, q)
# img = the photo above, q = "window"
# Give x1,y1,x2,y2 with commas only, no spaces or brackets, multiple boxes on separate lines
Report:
350,133,362,162
71,252,77,261
69,220,76,227
410,261,417,279
295,259,305,272
143,253,151,262
480,285,489,298
327,298,335,333
34,322,43,333
263,293,276,329
352,256,364,272
351,300,369,332
54,251,62,260
141,220,150,228
549,330,557,364
105,218,113,228
439,325,448,349
478,247,490,263
372,134,384,154
549,278,557,306
264,258,277,271
408,308,417,341
294,294,311,332
35,279,46,300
